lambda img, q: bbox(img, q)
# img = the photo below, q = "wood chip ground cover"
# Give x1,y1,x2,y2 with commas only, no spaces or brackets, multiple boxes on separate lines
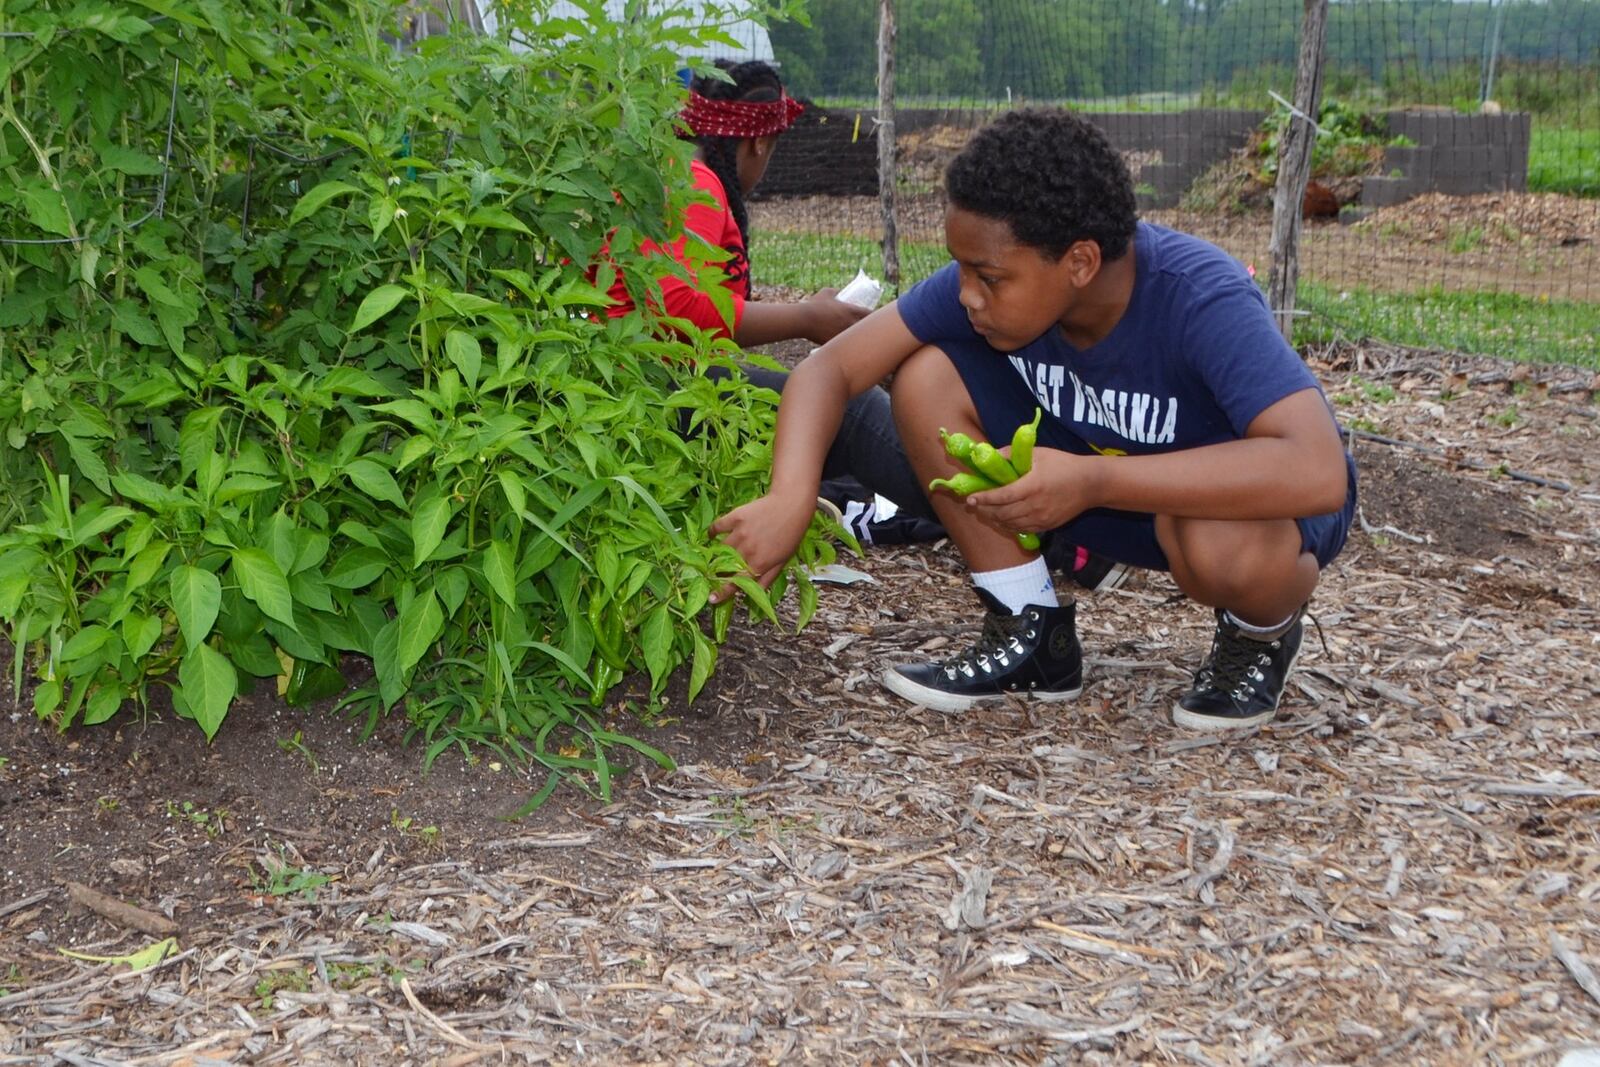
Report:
1,344,1597,1065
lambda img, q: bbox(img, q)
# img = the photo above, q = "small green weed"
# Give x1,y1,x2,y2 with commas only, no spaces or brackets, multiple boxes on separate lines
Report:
1493,405,1522,429
165,801,229,837
328,961,375,989
1333,376,1397,407
711,795,758,836
253,849,333,901
1348,417,1382,434
276,731,321,774
96,795,120,814
0,964,22,996
254,968,311,1011
390,809,441,845
1446,225,1485,254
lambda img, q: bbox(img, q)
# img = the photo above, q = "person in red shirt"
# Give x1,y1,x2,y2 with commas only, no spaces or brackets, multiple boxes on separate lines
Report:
606,61,870,346
609,60,942,545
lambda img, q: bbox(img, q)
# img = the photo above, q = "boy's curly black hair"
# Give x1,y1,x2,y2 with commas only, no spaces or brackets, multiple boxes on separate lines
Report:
946,108,1138,262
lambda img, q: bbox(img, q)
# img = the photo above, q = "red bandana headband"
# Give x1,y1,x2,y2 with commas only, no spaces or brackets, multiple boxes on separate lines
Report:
679,91,805,139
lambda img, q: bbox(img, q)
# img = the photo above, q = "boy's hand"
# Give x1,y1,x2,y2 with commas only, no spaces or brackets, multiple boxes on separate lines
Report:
802,288,871,344
965,447,1101,534
708,493,815,603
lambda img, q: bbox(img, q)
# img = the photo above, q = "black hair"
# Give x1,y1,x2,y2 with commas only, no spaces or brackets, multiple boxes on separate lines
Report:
686,59,785,250
945,108,1138,262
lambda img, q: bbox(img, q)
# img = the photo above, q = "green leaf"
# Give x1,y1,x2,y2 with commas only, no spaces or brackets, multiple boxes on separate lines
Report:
396,590,443,675
410,493,454,568
688,626,717,703
326,547,389,590
481,541,517,608
467,207,532,235
369,196,398,239
83,683,125,726
71,503,134,546
372,619,405,708
169,566,221,647
132,267,187,309
20,182,72,237
63,435,112,496
289,180,361,225
99,145,163,175
640,604,673,692
231,549,296,629
125,542,171,592
61,937,176,971
444,331,482,390
178,643,236,740
60,625,115,664
123,612,163,659
349,284,410,333
343,459,407,507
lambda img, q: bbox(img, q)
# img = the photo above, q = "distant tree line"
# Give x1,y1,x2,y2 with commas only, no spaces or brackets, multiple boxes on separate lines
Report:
769,0,1600,109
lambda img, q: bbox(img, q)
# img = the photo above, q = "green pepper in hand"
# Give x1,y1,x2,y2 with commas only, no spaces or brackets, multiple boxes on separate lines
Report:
928,471,999,496
1010,408,1043,475
969,442,1019,486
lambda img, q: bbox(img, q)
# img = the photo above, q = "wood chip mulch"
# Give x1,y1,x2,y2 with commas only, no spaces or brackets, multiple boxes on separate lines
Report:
1,343,1597,1065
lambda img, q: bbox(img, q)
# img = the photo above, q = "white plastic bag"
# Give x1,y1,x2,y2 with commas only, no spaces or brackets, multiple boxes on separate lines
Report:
837,268,883,309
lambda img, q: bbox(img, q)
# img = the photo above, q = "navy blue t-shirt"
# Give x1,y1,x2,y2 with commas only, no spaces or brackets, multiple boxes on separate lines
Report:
896,221,1325,456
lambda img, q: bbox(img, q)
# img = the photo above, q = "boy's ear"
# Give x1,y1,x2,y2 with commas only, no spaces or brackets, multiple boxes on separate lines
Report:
1060,239,1103,287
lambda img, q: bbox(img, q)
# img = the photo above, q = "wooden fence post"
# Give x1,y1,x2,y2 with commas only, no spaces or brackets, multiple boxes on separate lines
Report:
877,0,900,289
1267,0,1330,344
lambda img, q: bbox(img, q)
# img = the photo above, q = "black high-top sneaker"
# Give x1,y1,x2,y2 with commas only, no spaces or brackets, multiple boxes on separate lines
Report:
1172,609,1303,731
1043,537,1131,592
881,590,1083,713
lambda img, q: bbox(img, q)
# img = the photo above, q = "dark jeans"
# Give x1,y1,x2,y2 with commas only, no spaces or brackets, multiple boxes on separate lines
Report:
711,364,938,521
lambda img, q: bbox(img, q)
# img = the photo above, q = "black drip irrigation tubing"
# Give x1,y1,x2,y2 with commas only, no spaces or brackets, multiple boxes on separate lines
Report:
1341,425,1587,496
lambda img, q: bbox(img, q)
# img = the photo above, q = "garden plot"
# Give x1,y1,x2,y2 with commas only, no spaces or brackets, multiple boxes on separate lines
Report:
1,344,1597,1065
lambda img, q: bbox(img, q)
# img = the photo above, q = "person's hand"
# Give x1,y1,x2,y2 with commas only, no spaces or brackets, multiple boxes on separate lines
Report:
801,288,871,344
707,492,816,603
964,447,1103,535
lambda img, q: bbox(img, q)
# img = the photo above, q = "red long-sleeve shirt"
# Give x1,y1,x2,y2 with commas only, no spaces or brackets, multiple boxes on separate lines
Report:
605,160,748,339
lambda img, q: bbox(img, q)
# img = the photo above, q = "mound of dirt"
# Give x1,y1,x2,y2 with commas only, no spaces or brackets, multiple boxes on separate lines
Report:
1355,191,1600,249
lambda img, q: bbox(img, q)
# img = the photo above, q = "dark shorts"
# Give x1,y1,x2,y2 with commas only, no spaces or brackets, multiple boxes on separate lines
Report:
936,339,1358,573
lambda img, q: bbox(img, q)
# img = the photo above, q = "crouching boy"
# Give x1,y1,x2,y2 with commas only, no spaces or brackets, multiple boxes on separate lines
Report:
712,109,1357,731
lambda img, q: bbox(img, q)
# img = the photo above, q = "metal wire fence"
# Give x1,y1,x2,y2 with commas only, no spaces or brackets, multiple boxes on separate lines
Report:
755,0,1600,364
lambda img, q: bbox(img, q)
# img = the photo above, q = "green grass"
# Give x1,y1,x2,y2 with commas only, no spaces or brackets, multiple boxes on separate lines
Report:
1297,283,1600,369
1528,127,1600,198
760,230,1600,368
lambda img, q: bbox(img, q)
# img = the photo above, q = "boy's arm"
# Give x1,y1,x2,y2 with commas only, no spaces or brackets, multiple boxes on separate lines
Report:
975,388,1348,534
710,305,924,593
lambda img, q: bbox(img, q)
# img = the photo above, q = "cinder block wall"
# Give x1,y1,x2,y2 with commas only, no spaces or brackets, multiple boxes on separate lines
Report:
1361,111,1532,207
757,107,1531,210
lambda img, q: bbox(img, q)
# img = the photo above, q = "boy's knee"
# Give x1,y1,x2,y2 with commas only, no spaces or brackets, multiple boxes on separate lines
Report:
1161,516,1302,604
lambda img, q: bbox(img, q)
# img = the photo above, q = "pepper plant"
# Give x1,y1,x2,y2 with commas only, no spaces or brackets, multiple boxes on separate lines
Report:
0,0,826,787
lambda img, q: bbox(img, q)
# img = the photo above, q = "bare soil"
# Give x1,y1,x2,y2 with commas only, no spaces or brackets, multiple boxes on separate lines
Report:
2,344,1598,1065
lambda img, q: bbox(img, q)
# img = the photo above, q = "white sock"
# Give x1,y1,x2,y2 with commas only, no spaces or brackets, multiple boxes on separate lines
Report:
1224,609,1299,641
973,558,1058,615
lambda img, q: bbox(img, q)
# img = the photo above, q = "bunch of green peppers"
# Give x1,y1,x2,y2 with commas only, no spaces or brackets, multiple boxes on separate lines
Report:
927,408,1044,552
